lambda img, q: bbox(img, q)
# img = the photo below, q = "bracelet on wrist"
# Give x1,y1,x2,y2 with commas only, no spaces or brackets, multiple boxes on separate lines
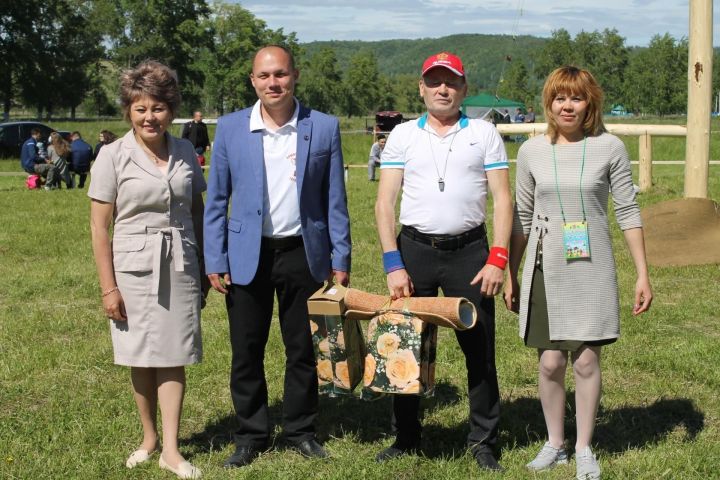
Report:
486,246,509,270
382,250,405,274
102,286,119,297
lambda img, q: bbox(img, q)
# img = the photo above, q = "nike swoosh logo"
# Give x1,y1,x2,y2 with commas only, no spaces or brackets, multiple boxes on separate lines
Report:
470,141,479,145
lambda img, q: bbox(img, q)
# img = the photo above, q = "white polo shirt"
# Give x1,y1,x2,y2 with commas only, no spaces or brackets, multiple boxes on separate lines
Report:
380,113,508,235
249,99,302,238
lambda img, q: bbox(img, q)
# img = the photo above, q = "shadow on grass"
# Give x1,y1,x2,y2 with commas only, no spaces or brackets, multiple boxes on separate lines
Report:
183,381,462,452
499,395,704,454
594,397,704,453
315,380,462,443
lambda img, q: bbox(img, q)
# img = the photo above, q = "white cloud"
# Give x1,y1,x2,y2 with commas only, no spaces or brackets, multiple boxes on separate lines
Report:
235,0,719,46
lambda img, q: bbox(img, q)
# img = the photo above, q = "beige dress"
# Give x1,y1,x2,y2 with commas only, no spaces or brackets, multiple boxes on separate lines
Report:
88,130,206,367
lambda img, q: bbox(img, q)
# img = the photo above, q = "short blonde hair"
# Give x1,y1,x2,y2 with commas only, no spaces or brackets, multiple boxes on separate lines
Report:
542,66,605,143
119,60,181,121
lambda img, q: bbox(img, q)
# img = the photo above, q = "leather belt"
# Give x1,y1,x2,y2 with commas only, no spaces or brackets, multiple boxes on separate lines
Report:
401,224,486,251
261,235,303,251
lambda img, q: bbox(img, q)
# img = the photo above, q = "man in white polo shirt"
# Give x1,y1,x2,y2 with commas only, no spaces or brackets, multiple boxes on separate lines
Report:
204,45,351,468
375,52,512,471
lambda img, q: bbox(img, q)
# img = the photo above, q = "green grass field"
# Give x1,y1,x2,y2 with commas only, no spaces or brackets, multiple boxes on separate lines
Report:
0,122,719,479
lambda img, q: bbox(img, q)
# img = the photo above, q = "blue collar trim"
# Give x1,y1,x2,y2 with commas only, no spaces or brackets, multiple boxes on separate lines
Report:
417,112,469,130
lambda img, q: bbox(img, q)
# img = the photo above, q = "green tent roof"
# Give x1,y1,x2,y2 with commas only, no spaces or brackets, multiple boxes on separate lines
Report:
462,93,525,108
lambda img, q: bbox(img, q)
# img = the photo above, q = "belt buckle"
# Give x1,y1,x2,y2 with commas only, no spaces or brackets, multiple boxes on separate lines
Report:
430,237,439,249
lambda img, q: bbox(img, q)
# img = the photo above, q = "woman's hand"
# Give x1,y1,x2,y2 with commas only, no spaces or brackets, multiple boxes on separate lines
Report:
103,289,127,321
632,276,653,315
504,275,520,313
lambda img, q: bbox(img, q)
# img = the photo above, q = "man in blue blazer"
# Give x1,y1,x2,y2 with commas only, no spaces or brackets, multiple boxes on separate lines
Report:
204,45,351,468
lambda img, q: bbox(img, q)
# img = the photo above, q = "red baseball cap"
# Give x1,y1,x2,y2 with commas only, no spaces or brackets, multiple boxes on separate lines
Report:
422,52,465,77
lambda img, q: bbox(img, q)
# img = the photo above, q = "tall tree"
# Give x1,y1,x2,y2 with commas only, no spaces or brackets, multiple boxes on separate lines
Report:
393,74,424,114
533,29,575,79
0,1,38,120
497,62,533,105
343,50,381,117
623,34,687,115
573,30,602,69
296,48,343,114
105,0,211,114
592,29,629,109
13,0,103,119
198,2,298,115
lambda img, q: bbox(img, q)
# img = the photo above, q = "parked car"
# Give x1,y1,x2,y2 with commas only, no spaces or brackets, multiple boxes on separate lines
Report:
0,121,72,158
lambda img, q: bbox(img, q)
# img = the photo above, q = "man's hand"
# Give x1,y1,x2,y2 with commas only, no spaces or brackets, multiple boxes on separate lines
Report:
329,270,350,287
207,272,231,294
387,268,414,300
470,264,504,297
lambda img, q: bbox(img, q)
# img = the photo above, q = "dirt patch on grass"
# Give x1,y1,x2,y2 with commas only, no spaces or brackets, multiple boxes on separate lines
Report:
642,198,720,266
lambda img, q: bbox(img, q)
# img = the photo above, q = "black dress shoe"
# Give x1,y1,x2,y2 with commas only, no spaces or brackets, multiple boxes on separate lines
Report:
289,438,329,459
375,439,421,463
224,445,260,468
471,445,503,472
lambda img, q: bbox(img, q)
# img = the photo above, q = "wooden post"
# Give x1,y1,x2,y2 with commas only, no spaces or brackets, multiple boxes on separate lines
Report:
684,0,713,198
639,133,652,191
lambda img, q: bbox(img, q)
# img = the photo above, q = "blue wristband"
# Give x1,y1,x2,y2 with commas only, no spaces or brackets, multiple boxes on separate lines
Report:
383,250,405,274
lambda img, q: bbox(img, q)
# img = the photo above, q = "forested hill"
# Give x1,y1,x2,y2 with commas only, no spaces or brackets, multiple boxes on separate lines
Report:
302,34,548,91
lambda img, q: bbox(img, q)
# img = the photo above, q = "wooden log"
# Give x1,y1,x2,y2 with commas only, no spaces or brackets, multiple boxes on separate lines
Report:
684,0,713,198
639,133,653,191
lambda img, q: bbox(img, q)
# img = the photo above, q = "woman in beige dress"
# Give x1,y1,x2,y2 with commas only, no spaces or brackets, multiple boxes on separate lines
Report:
89,61,207,479
505,66,653,480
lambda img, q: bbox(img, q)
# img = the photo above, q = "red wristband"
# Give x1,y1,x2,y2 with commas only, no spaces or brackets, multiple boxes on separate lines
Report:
486,246,509,270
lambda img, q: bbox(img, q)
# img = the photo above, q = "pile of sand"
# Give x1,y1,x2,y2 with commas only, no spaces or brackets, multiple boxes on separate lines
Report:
641,198,720,267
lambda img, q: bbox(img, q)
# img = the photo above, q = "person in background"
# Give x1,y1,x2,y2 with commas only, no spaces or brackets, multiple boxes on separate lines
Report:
367,134,386,181
89,60,208,480
500,109,511,141
20,128,57,190
524,106,536,123
95,130,118,159
512,108,526,143
70,131,94,188
181,110,211,155
47,131,73,189
204,45,351,469
505,66,653,480
374,51,512,472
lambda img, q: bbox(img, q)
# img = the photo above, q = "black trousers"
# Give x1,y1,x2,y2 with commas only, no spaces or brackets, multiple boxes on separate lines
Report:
226,241,322,448
392,231,500,448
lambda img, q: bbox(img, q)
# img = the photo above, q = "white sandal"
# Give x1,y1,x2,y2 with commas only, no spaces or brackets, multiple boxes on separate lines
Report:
159,455,202,479
125,448,154,468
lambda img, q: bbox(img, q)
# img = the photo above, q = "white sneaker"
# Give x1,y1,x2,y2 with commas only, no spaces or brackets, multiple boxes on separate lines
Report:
526,441,569,471
576,446,601,480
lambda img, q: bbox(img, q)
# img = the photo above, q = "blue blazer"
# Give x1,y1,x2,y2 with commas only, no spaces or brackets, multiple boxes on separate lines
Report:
203,104,351,285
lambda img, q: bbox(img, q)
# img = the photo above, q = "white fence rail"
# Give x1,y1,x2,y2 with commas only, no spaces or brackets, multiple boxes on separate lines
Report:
495,123,689,192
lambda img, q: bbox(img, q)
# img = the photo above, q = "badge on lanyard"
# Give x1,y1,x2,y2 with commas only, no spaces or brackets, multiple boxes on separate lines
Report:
562,221,591,259
552,138,591,261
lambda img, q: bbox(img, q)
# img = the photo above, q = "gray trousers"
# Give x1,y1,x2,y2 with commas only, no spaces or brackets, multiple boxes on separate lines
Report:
34,163,57,186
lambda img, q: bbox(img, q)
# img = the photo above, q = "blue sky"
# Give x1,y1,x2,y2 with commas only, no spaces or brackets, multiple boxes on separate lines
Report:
237,0,720,47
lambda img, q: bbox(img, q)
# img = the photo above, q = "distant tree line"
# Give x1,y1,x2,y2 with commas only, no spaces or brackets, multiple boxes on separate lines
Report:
1,1,717,120
496,28,701,117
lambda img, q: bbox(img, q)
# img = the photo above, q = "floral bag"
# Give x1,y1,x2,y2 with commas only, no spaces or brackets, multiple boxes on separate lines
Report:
361,301,437,397
310,313,366,396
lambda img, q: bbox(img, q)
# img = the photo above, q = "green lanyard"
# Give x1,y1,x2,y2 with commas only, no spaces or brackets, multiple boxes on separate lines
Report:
552,137,587,224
